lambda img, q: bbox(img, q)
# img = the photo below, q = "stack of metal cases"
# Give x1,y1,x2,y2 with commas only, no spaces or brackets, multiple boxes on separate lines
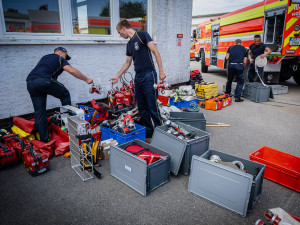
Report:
110,139,171,196
243,82,274,103
153,121,210,175
188,150,265,217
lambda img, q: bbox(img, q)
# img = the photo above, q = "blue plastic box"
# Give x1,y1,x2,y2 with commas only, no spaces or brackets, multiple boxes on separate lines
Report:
78,105,100,121
170,98,197,108
100,123,146,144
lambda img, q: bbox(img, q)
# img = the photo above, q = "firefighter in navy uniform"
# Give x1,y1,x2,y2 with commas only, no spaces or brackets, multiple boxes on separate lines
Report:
248,34,272,82
26,47,93,142
225,39,248,102
110,20,166,138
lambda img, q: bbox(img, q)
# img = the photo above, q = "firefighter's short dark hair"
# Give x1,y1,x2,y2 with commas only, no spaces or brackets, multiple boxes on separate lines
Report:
235,39,242,44
254,34,261,39
117,20,132,30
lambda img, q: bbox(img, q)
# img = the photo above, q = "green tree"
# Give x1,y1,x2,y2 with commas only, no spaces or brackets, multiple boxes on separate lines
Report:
100,2,110,17
120,1,146,18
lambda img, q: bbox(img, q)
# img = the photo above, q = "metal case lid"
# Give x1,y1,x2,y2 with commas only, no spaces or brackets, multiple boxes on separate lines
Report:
150,128,187,175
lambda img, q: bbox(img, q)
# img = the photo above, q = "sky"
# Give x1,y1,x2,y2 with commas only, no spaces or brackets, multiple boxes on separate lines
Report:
192,0,263,16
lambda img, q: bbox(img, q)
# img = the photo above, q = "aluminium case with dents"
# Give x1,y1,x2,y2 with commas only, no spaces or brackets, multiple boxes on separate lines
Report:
151,121,210,175
188,150,265,217
110,139,171,196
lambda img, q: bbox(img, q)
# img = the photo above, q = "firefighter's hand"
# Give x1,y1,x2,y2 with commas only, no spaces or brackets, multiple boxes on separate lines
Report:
159,71,166,81
109,76,118,84
86,78,93,84
249,59,254,64
260,54,266,59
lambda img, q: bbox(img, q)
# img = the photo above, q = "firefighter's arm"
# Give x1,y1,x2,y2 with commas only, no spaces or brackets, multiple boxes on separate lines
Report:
110,56,132,84
147,41,166,81
248,49,254,64
260,47,272,58
63,65,93,84
243,57,248,67
225,53,230,61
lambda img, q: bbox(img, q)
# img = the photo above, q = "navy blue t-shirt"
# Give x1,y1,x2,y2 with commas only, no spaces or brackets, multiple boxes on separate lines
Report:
249,43,266,60
126,31,155,73
227,45,247,64
27,54,69,81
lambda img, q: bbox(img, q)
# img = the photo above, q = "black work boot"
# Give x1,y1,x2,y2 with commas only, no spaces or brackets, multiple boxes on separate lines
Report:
235,98,244,102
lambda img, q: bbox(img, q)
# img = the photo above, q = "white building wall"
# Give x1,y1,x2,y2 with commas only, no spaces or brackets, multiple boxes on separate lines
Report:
0,0,193,119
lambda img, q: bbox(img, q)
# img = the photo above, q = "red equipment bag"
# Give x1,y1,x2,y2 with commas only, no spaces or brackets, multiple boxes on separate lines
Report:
124,143,163,165
0,134,20,168
2,134,27,159
23,144,50,176
13,117,35,134
0,144,18,168
190,70,201,78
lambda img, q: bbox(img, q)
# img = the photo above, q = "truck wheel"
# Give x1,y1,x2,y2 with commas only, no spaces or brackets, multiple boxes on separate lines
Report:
293,74,300,85
201,50,208,73
280,60,292,82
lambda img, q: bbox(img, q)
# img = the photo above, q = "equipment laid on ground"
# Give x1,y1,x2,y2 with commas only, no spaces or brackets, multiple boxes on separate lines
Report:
102,110,137,134
0,135,19,168
249,146,300,192
189,150,265,217
124,142,165,165
209,154,247,173
23,143,50,176
188,70,203,88
195,82,218,99
75,134,101,179
59,105,85,129
206,122,230,127
100,138,118,159
165,120,196,140
68,116,93,181
243,82,274,103
110,139,170,196
154,121,210,175
255,208,300,225
201,94,232,111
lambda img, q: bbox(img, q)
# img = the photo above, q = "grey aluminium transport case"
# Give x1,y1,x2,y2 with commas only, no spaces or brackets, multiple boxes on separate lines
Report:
152,121,210,175
188,150,265,217
110,139,170,196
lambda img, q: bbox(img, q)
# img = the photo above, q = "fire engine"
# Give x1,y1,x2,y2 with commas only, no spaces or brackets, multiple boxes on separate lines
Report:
192,0,300,85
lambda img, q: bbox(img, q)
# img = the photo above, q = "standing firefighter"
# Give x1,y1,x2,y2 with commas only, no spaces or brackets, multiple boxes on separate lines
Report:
110,20,166,138
248,34,272,82
225,39,248,102
26,47,93,142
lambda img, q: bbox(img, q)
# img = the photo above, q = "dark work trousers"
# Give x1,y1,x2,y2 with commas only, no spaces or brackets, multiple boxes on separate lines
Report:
226,64,244,99
27,78,71,142
248,63,264,82
134,70,162,137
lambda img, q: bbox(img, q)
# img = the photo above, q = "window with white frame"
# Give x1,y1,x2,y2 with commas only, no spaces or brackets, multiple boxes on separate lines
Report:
120,0,147,31
71,0,111,35
2,0,61,33
0,0,151,42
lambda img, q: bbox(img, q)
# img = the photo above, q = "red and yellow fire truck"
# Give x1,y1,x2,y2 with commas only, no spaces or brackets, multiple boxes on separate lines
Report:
192,0,300,85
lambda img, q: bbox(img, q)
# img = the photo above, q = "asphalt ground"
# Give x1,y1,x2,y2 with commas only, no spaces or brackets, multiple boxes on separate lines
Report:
1,60,300,225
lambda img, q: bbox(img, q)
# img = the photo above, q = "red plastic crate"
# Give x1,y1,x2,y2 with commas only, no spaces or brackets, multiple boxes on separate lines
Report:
249,146,300,192
157,95,169,106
